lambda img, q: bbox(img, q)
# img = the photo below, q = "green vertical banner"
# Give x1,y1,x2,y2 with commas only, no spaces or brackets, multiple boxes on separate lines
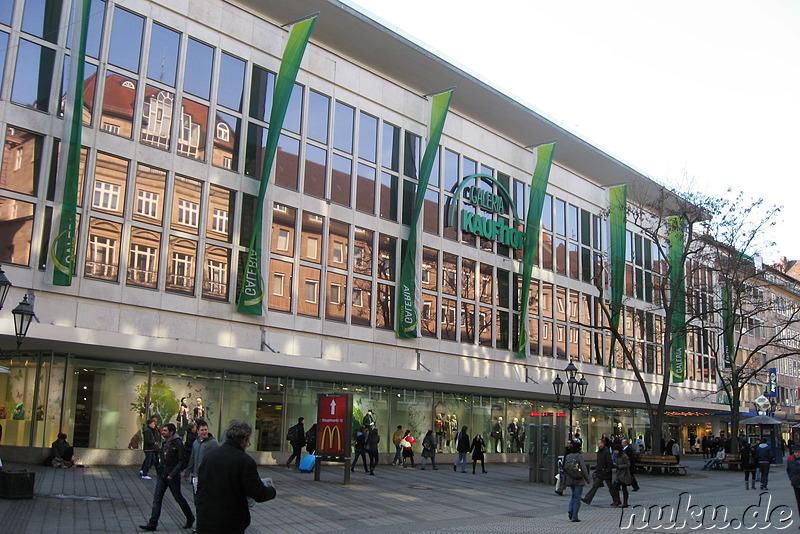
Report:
51,0,91,286
516,143,555,358
396,90,453,338
721,284,734,368
607,185,627,371
237,14,317,315
668,215,686,383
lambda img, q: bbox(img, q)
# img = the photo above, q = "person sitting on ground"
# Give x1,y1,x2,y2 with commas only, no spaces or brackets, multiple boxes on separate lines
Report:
46,433,77,467
702,449,726,470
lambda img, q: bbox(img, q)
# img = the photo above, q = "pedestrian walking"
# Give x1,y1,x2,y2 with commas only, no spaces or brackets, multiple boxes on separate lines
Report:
563,440,592,522
392,425,404,465
785,445,800,519
351,427,369,473
305,423,317,455
139,417,160,479
453,425,470,473
614,444,632,508
139,424,194,532
755,437,774,490
741,441,756,489
582,439,620,506
620,438,639,491
420,430,438,470
196,420,276,534
366,426,380,474
183,420,219,533
471,433,487,474
285,417,305,469
400,430,417,467
555,439,573,496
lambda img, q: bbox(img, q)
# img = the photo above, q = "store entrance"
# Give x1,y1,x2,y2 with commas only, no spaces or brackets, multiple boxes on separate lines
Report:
255,392,283,451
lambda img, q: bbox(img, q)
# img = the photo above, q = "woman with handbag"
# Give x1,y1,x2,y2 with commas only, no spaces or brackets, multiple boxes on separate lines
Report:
564,441,592,522
470,433,487,474
420,430,438,470
615,444,633,508
400,430,417,467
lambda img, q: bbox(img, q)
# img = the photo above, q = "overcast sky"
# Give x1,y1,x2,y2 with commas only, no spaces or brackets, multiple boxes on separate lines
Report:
349,0,800,263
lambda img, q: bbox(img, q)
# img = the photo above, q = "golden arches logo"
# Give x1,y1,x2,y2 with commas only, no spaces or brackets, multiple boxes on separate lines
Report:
321,425,342,452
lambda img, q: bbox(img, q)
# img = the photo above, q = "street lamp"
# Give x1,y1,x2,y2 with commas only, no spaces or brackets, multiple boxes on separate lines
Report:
0,264,11,310
552,361,589,437
12,294,36,350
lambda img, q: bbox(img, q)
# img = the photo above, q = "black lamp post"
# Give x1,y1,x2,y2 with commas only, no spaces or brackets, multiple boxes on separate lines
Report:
552,361,589,437
12,294,36,350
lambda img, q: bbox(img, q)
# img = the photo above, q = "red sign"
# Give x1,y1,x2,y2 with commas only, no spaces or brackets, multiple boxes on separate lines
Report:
316,393,350,456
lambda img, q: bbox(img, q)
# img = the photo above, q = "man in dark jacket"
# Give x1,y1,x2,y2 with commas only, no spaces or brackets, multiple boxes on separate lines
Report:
140,423,194,531
582,439,621,506
196,420,276,534
755,437,775,490
285,417,305,469
139,417,160,479
620,438,640,491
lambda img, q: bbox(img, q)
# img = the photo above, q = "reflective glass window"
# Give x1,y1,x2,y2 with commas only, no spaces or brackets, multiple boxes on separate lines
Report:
378,234,395,281
479,306,493,347
59,56,97,123
47,142,87,204
326,272,346,321
333,101,354,154
555,198,566,236
331,154,351,207
353,227,373,276
132,163,166,224
270,203,296,257
0,2,13,25
301,211,324,264
0,196,34,265
428,146,440,187
213,112,240,171
249,66,274,121
0,31,7,88
100,73,137,138
147,23,180,86
382,123,399,172
268,258,293,312
461,259,475,299
140,86,174,150
444,149,459,190
1,127,43,196
202,244,230,300
328,219,349,270
303,144,326,198
284,83,302,134
422,247,439,292
127,227,161,288
166,237,197,294
421,293,437,338
401,179,414,225
108,7,143,73
217,52,245,112
423,189,438,234
441,298,456,340
442,253,457,295
66,0,105,58
355,163,375,214
479,263,493,304
351,277,372,326
178,99,208,161
85,217,122,281
171,175,203,235
21,0,62,43
92,152,129,216
276,134,300,190
403,132,420,179
239,194,256,247
542,194,552,231
298,265,321,317
244,124,266,177
207,185,234,243
379,171,397,221
359,112,377,163
184,38,213,100
376,283,393,330
307,90,329,144
12,39,56,111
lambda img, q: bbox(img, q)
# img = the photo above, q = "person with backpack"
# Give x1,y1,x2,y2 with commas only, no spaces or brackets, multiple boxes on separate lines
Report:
582,439,621,506
305,424,317,455
367,426,381,475
285,417,305,469
563,440,591,522
555,439,574,496
420,429,437,470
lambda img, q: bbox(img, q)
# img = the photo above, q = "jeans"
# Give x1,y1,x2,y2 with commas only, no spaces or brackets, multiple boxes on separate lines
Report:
287,443,303,467
568,485,584,520
421,455,437,469
351,449,368,471
140,451,157,475
147,476,193,527
759,463,770,488
368,450,379,473
455,452,467,472
393,444,402,465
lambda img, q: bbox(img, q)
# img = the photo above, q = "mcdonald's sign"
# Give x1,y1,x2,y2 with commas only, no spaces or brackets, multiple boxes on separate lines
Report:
316,393,351,456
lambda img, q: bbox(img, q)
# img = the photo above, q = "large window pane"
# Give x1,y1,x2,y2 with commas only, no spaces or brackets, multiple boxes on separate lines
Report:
85,218,121,281
276,134,299,190
171,175,203,235
101,73,137,138
328,219,349,270
178,99,208,161
270,203,296,257
207,185,234,243
284,83,302,135
2,127,43,196
184,38,213,100
140,86,174,150
202,244,230,300
12,39,56,111
353,228,373,276
422,247,439,292
0,32,8,89
217,52,245,112
303,144,326,198
0,2,13,25
379,171,397,221
382,122,399,172
249,66,274,122
47,142,88,205
355,163,375,214
108,7,143,73
376,283,393,330
66,0,105,58
378,234,395,281
351,277,372,326
301,211,324,264
307,90,329,144
22,0,62,43
147,23,180,86
167,237,197,294
0,196,35,265
326,272,347,322
127,227,160,288
298,265,320,317
59,56,97,123
333,101,354,153
331,154,351,207
423,189,438,234
92,152,129,216
403,132,420,179
132,163,166,225
444,149,459,190
268,258,293,312
213,112,240,171
244,124,266,177
421,293,437,337
359,112,377,163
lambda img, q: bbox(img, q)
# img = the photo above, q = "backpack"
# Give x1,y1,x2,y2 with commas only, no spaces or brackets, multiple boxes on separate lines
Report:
287,425,299,442
563,457,584,479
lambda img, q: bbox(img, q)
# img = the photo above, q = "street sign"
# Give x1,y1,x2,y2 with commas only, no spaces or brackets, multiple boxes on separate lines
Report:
317,393,352,456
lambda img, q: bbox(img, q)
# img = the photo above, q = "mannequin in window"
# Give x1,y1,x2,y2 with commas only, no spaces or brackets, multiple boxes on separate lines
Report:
517,418,526,453
507,418,519,453
193,397,205,421
491,417,504,453
362,410,376,429
177,397,191,434
435,413,445,450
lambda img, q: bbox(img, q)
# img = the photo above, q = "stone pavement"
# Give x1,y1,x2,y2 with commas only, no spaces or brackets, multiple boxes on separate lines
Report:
0,454,797,533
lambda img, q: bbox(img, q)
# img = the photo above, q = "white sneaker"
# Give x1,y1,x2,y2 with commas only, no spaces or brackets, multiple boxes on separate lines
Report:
141,475,152,480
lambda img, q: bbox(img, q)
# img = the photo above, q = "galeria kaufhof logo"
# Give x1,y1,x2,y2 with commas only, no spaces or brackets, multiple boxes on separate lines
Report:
445,174,525,249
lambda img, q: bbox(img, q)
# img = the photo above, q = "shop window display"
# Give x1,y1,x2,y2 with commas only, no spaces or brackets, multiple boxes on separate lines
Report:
0,356,39,446
389,389,432,454
432,392,471,453
347,384,389,451
473,395,505,454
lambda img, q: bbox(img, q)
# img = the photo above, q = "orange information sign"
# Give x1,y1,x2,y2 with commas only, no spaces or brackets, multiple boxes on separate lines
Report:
317,393,351,456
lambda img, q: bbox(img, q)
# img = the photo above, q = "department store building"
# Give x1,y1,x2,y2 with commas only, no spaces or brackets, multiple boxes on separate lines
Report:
0,0,737,461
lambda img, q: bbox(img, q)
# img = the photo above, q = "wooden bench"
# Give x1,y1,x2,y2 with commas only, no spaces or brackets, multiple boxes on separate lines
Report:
638,454,687,475
718,453,741,470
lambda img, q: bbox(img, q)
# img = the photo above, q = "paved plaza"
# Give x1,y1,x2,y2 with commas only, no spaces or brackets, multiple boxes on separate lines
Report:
0,454,797,533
